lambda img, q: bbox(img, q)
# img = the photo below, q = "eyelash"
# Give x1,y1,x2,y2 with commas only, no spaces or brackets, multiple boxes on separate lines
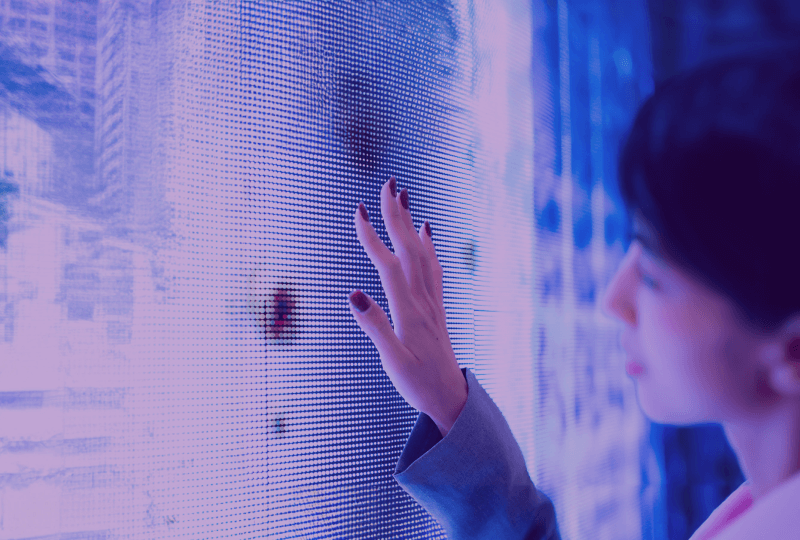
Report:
637,266,657,289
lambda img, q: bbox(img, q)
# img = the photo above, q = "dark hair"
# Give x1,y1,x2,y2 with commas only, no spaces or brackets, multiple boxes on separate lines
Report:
617,44,800,335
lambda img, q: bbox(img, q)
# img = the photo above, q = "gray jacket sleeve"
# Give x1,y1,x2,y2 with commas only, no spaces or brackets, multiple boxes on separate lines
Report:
392,367,562,540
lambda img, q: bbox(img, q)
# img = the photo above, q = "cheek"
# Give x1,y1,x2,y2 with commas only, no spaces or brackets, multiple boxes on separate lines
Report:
639,308,691,376
639,296,695,374
637,300,735,422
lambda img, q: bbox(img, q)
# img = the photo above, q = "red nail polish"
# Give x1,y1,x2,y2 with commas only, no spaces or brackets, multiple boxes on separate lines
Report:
425,221,432,237
400,188,409,210
789,337,800,360
358,202,369,222
349,291,370,313
389,176,397,198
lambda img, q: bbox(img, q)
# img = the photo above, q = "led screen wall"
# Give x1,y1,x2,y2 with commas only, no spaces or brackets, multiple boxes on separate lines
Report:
0,0,657,538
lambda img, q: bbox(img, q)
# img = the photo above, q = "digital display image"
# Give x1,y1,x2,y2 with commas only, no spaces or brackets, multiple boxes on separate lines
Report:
0,0,663,538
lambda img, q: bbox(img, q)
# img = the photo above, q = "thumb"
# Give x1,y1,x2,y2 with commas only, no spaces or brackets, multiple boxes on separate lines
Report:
347,290,398,353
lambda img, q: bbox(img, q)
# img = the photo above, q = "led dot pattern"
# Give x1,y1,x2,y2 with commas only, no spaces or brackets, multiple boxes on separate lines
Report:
0,0,658,539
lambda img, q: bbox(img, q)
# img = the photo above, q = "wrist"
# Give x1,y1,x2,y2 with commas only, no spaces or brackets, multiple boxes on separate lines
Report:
431,381,468,438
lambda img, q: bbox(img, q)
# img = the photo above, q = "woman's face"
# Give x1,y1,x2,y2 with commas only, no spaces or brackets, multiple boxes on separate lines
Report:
601,216,778,425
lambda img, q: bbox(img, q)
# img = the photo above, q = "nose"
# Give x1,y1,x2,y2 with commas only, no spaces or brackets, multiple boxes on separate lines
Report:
600,245,639,326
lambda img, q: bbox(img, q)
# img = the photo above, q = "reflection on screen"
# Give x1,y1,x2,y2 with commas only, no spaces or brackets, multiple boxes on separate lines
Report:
0,0,657,538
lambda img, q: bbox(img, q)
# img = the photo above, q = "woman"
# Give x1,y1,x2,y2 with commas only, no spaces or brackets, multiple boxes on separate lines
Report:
346,46,800,540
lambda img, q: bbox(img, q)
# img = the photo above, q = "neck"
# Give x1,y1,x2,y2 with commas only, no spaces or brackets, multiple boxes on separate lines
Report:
723,403,800,501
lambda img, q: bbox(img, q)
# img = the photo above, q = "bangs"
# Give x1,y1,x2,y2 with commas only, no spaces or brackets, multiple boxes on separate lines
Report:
614,46,800,332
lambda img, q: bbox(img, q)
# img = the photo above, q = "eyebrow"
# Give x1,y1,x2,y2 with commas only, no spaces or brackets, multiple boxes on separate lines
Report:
631,227,672,274
630,218,662,252
633,230,658,255
630,213,658,253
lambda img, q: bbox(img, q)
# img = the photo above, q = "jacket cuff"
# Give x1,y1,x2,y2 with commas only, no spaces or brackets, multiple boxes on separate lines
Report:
392,367,561,539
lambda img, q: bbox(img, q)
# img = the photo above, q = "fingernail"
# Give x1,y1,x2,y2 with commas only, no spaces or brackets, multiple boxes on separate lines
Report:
425,221,432,237
349,290,370,313
790,337,800,360
400,188,409,210
389,176,397,198
358,202,369,223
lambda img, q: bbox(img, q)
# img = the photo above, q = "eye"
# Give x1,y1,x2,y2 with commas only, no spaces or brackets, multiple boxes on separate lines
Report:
636,265,658,289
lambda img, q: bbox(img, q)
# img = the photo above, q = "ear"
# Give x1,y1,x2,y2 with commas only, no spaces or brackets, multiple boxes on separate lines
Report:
762,316,800,397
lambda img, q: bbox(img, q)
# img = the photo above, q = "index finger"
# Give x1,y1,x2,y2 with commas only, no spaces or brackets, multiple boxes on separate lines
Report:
353,198,413,306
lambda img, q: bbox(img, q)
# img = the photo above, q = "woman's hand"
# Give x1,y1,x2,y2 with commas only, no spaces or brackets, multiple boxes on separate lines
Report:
347,176,468,437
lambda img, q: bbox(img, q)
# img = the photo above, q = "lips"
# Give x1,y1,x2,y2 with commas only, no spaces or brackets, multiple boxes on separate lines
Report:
626,361,645,376
621,335,645,373
623,349,644,367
